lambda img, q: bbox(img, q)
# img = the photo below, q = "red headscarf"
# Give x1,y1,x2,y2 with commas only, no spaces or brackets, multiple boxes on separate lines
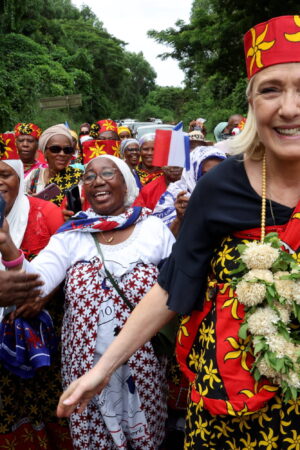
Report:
244,15,300,79
14,123,42,140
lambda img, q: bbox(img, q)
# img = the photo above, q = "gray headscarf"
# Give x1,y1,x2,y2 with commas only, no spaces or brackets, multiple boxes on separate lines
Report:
39,124,73,152
139,133,155,148
120,138,139,157
85,155,139,207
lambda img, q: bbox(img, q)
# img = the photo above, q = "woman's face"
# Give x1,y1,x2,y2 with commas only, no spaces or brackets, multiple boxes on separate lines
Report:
162,166,183,183
83,158,127,216
250,63,300,161
44,134,74,172
0,162,20,215
80,126,90,136
119,131,131,140
16,135,38,164
140,141,154,169
99,131,119,141
124,143,140,167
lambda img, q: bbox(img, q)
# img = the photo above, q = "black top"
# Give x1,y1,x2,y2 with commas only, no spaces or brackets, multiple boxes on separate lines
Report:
158,155,294,314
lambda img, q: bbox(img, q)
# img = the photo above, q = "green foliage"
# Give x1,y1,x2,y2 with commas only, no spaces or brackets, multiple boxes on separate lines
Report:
0,0,157,130
3,0,300,133
148,0,300,133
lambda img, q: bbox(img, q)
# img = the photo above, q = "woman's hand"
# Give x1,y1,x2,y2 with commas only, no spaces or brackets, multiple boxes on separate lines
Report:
8,296,48,321
57,366,110,417
8,288,57,321
0,271,43,307
175,191,189,220
0,218,10,246
62,208,75,222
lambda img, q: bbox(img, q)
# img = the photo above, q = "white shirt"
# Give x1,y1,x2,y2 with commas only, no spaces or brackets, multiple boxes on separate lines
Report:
23,215,175,296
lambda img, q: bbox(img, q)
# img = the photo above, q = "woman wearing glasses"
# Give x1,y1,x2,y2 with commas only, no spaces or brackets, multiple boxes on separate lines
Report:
25,124,83,206
1,155,175,449
120,138,142,189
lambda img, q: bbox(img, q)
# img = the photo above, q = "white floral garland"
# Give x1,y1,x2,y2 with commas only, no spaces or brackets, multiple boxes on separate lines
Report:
233,232,300,402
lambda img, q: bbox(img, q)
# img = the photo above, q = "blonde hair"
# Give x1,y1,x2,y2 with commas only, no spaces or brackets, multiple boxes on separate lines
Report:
229,76,265,160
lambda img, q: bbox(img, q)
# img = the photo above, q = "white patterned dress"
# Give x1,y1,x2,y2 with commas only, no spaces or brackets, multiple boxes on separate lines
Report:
23,216,175,450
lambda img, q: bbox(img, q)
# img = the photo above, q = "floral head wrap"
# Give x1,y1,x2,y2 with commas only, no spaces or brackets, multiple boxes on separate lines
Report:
90,119,118,139
14,123,42,140
0,133,19,160
244,15,300,78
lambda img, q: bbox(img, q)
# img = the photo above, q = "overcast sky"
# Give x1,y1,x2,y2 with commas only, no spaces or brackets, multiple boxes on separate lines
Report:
71,0,193,86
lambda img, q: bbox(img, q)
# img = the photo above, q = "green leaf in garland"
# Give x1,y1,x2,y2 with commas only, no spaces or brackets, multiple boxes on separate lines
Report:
264,232,281,247
253,368,261,381
291,386,298,400
253,339,266,354
230,261,247,276
238,322,249,339
237,244,247,254
277,323,291,341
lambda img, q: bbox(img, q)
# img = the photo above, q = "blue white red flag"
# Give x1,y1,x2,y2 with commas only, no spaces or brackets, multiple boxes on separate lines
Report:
152,122,190,169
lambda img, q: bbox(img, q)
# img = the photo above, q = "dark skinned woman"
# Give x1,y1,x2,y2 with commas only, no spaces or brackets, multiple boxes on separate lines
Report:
14,122,46,178
25,124,82,206
0,155,175,449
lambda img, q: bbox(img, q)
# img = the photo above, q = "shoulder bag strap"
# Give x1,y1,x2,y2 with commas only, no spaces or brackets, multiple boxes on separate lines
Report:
91,233,134,312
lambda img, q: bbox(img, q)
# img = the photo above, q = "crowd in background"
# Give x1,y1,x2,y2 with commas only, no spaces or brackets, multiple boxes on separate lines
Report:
0,115,243,450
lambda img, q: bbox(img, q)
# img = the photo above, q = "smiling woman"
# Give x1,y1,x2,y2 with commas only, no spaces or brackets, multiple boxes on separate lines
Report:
0,156,72,449
54,15,300,450
25,124,83,206
0,155,176,449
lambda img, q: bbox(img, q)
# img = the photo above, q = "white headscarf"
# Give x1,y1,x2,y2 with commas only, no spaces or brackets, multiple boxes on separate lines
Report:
0,160,30,320
152,146,226,226
2,160,30,249
85,155,139,207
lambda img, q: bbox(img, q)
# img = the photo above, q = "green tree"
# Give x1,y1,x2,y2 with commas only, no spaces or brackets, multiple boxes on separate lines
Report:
148,0,300,131
0,0,158,129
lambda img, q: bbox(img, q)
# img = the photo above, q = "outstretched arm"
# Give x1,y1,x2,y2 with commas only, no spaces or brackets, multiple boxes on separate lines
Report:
57,282,175,417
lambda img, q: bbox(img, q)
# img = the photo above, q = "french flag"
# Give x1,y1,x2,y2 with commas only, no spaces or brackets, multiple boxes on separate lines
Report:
152,122,190,169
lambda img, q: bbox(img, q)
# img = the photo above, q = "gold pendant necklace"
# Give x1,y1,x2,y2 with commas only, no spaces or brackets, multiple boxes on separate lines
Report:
100,231,114,244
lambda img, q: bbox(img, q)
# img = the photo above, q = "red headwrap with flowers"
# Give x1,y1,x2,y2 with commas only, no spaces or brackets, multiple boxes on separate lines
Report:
14,123,42,140
90,119,118,139
82,139,120,164
0,133,19,160
244,15,300,79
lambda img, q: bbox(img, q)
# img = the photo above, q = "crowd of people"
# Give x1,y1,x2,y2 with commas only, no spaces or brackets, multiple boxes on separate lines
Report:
0,14,300,450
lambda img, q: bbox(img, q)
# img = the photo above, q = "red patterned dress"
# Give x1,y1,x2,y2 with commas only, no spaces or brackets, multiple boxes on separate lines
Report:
158,156,300,449
24,215,175,449
0,196,73,449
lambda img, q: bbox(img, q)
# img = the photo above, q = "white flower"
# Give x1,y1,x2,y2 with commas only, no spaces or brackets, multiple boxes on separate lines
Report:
256,358,279,380
236,280,266,307
274,271,295,303
282,371,300,389
266,335,296,360
248,307,278,335
292,281,300,305
244,269,273,283
274,302,291,324
241,242,279,270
